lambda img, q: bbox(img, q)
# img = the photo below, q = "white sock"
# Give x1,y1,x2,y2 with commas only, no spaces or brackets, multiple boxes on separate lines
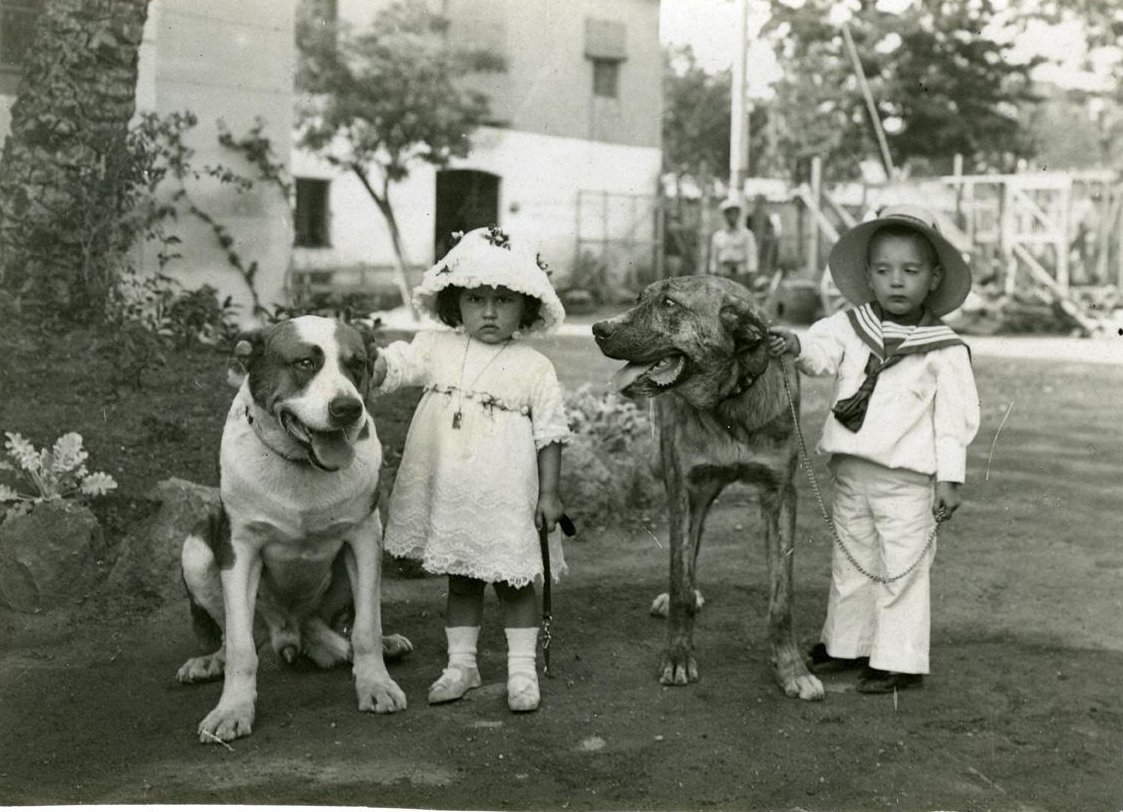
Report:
446,626,479,671
505,627,538,680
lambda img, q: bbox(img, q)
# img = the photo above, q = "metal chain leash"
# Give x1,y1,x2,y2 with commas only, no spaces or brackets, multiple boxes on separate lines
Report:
779,355,945,585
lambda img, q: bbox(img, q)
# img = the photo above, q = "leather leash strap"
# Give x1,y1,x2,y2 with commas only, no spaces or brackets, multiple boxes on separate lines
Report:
539,513,576,676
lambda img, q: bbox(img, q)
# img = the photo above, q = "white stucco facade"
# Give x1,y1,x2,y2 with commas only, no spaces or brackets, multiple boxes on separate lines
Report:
292,0,664,293
292,125,662,281
136,0,296,322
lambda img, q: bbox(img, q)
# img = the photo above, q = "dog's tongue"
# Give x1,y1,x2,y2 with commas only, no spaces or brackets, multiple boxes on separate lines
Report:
310,430,354,471
612,357,682,392
613,362,652,392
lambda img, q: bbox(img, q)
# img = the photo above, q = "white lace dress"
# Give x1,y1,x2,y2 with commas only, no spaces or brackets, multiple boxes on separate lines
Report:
378,330,571,587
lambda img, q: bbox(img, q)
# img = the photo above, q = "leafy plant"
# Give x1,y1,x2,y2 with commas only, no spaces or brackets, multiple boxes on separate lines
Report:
0,432,117,520
565,385,652,453
561,386,661,526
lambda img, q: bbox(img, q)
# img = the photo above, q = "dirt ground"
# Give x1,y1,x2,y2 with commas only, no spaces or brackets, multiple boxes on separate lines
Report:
2,327,1122,811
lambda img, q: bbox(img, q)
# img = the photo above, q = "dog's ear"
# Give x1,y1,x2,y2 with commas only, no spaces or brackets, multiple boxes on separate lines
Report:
720,296,771,383
719,297,766,348
227,328,263,388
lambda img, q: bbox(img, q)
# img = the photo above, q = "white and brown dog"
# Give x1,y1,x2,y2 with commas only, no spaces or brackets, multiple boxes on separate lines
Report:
177,315,411,744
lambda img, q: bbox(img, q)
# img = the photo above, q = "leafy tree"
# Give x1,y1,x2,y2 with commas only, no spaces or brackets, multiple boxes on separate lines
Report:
0,0,150,322
663,45,731,179
663,44,772,184
761,0,1040,181
295,0,503,314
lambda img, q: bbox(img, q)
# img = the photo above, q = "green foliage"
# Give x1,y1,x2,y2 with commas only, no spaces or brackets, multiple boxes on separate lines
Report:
102,272,239,390
0,0,150,322
561,387,660,526
565,386,653,453
664,45,729,175
296,0,502,182
295,0,503,311
216,117,294,200
0,432,117,520
761,0,1040,180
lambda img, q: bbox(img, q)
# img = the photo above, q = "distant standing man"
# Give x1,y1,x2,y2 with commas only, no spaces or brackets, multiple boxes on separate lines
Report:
708,197,759,290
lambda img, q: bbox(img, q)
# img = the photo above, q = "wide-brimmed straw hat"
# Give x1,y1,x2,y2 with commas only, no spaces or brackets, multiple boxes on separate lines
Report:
719,196,743,212
827,203,972,317
412,226,566,334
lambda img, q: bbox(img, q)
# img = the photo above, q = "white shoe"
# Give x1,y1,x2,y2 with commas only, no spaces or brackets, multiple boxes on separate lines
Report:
427,664,481,704
507,671,540,712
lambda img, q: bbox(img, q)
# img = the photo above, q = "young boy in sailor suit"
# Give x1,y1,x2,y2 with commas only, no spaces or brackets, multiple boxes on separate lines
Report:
769,203,980,694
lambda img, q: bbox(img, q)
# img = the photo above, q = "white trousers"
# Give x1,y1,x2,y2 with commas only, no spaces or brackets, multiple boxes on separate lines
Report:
821,455,937,674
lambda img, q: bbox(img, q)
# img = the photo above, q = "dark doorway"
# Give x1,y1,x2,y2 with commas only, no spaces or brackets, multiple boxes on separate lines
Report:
434,170,501,259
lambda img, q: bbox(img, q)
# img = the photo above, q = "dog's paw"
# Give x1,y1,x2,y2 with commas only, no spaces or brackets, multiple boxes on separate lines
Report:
382,633,413,661
303,619,352,669
176,654,225,684
778,671,825,701
197,700,255,743
356,673,408,714
773,651,825,701
659,649,699,686
649,590,705,618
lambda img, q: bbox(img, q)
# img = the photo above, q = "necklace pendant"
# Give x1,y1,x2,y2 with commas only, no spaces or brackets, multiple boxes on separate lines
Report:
452,410,462,429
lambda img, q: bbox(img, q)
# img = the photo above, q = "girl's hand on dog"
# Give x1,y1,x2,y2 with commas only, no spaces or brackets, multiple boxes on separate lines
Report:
371,354,388,388
934,481,961,521
767,327,800,357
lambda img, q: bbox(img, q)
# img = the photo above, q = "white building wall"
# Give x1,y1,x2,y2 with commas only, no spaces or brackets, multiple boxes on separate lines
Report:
138,0,296,323
293,125,661,280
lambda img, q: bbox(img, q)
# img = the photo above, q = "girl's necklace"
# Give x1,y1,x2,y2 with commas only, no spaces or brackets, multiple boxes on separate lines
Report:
452,335,511,429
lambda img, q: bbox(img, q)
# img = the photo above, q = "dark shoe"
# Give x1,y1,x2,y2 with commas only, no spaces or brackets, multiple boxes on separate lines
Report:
806,642,869,674
856,666,924,694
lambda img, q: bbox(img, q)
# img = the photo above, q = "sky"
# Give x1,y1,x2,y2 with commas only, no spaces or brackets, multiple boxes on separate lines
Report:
659,0,1122,95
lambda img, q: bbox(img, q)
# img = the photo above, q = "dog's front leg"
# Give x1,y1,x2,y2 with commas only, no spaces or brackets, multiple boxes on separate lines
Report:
659,427,717,685
197,542,263,743
763,482,823,701
344,513,407,714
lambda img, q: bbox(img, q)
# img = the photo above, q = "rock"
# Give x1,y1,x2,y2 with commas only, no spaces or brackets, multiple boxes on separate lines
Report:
105,477,220,605
0,501,103,613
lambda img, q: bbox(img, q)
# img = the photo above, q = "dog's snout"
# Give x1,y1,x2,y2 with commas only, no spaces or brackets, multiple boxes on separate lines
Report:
328,396,363,426
592,320,615,341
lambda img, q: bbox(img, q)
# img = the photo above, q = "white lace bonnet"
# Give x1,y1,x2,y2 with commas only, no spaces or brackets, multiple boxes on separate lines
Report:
412,226,566,334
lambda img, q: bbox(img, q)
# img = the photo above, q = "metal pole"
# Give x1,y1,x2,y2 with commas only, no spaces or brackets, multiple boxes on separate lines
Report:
729,0,750,196
840,20,894,180
807,155,822,276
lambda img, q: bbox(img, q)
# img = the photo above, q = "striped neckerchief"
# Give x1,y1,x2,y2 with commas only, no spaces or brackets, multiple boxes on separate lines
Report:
832,303,966,432
847,302,965,361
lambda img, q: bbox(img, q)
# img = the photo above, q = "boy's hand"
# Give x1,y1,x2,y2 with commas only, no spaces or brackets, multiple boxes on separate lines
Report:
934,481,961,521
768,327,800,357
535,492,563,532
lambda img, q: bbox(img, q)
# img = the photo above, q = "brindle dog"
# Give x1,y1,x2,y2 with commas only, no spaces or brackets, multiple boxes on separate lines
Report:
593,276,823,700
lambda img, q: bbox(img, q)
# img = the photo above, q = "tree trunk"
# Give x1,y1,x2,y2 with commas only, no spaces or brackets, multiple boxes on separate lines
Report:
350,164,419,320
0,0,150,322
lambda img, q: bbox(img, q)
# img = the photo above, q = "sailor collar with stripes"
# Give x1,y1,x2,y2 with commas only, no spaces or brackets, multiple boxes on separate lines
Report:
846,302,966,362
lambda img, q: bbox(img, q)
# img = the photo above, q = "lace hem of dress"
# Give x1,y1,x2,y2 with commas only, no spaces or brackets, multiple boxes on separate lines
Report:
385,548,567,587
533,429,573,450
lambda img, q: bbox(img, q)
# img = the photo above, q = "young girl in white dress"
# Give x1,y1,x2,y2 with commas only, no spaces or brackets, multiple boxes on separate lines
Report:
372,226,570,713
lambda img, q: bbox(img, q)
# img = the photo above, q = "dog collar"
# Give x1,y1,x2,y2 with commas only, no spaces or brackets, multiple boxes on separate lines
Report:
244,405,313,466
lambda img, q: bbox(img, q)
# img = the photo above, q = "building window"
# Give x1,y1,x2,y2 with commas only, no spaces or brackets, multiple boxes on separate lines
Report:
294,178,330,248
592,58,620,99
584,18,626,101
0,0,40,73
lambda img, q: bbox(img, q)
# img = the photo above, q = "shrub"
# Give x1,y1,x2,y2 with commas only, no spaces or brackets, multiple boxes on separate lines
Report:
561,386,661,527
0,432,118,520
